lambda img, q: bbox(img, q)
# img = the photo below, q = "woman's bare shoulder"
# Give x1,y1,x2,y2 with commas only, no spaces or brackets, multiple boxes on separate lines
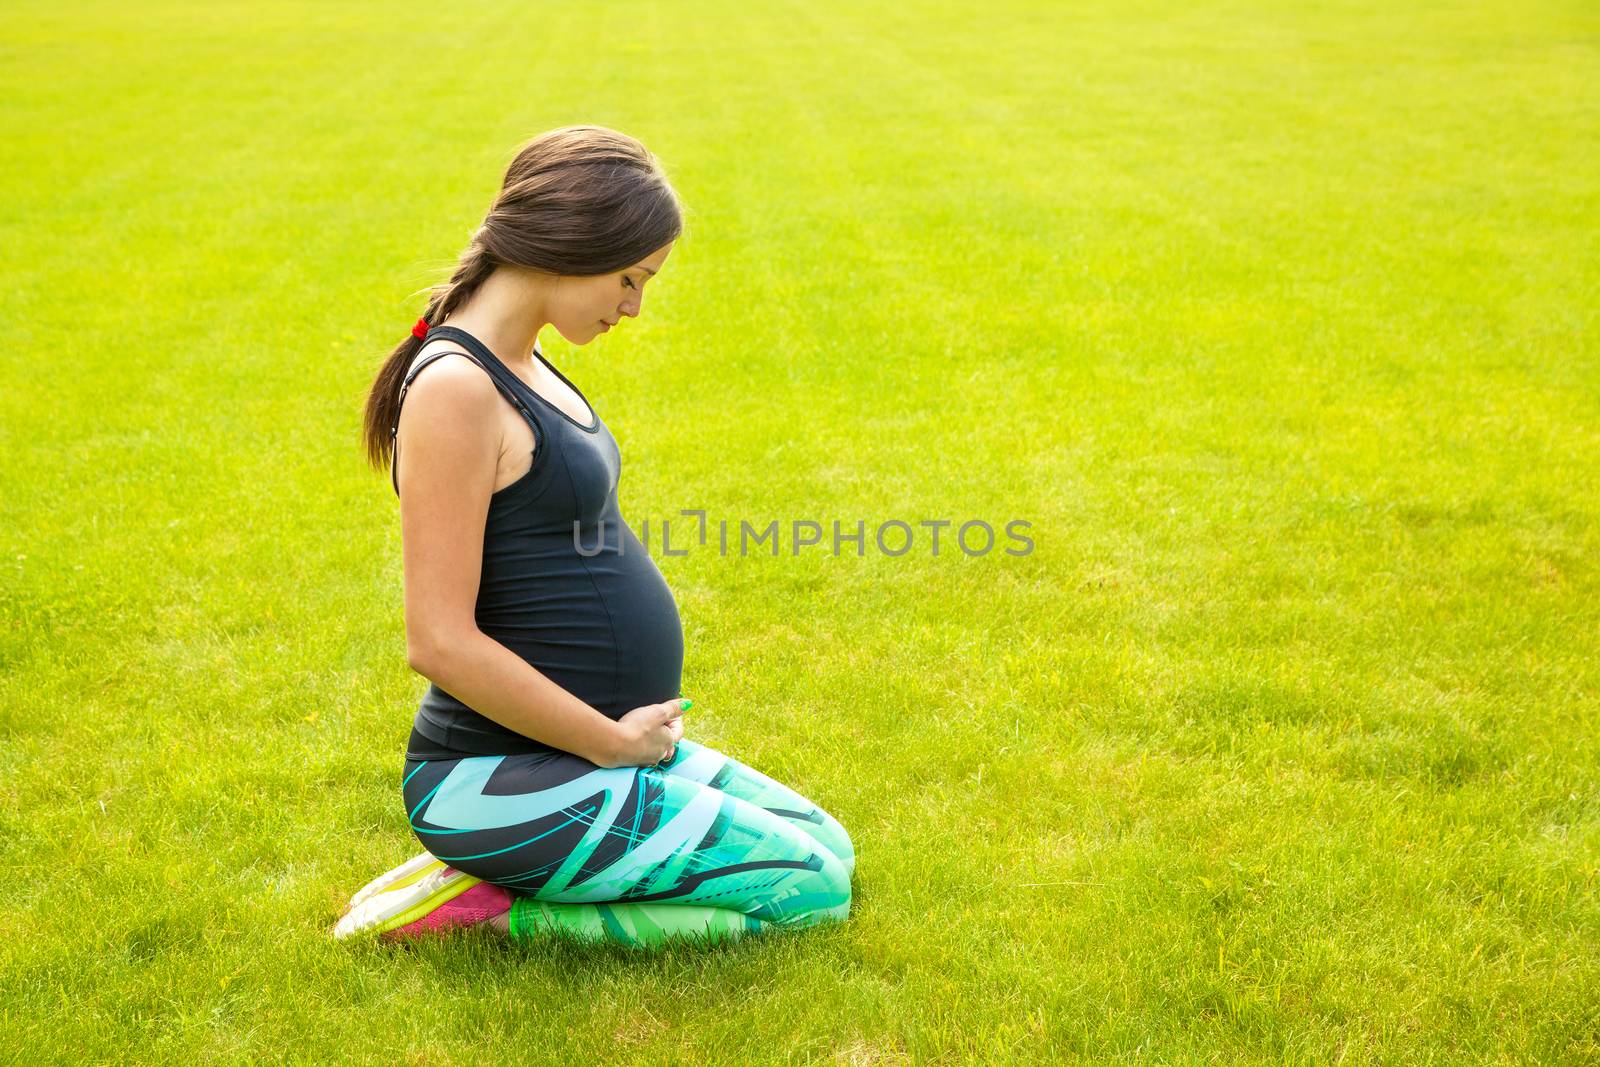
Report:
405,338,484,382
396,347,502,441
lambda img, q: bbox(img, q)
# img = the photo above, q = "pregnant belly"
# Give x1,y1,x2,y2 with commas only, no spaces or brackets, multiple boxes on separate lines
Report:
476,526,683,718
592,534,684,714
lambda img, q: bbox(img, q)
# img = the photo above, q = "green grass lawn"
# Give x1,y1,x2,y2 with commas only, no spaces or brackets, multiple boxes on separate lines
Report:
3,0,1597,1061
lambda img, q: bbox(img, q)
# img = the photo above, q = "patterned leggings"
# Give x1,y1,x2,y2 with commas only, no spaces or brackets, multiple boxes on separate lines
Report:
401,738,855,947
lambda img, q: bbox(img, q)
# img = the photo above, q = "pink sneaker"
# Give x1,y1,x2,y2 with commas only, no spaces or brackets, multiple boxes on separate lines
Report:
377,881,514,943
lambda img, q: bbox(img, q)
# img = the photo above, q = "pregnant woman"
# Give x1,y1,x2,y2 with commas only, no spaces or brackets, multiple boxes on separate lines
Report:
334,126,854,947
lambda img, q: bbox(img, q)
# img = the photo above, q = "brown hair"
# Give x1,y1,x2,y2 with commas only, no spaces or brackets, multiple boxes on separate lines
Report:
361,125,684,476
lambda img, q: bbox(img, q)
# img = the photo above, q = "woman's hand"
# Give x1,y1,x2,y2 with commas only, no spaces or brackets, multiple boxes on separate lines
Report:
663,711,685,754
604,698,691,768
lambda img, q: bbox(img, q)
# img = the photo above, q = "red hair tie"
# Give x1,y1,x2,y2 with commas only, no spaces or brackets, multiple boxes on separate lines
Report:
412,317,430,339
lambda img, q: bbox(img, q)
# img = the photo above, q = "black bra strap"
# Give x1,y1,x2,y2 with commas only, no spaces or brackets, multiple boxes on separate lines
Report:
390,347,543,497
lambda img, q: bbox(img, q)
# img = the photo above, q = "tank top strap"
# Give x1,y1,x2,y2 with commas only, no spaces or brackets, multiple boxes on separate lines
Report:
389,339,546,498
422,326,557,411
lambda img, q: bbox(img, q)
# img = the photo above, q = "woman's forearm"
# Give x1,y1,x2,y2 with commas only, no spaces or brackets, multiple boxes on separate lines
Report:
410,631,620,766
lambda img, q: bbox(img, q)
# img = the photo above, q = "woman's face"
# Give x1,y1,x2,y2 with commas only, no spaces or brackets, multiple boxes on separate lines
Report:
550,241,674,345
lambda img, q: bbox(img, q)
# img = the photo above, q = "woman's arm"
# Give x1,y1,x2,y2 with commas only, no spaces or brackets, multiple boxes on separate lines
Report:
396,353,621,767
408,632,622,767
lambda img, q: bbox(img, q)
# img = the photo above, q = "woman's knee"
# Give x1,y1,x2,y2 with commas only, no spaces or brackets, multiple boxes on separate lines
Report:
667,740,855,879
811,808,856,879
715,794,852,927
810,846,853,923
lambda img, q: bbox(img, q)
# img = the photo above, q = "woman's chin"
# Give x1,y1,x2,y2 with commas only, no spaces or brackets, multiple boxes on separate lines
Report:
567,323,610,346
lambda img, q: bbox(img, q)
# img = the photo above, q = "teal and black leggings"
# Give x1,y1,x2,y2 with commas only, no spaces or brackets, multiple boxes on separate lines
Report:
401,738,855,947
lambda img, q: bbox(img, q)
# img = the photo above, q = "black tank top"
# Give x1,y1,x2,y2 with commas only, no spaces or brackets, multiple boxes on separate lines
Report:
390,325,684,760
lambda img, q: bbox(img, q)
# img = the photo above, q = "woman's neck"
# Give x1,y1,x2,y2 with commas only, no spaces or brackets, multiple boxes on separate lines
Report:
437,267,549,366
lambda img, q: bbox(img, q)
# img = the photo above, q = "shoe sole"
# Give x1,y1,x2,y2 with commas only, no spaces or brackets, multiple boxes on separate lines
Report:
333,864,482,942
345,852,447,915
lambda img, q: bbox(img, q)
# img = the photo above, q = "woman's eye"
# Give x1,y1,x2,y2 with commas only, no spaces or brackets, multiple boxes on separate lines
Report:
623,277,636,290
